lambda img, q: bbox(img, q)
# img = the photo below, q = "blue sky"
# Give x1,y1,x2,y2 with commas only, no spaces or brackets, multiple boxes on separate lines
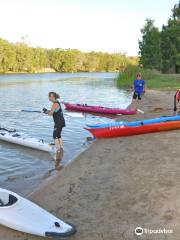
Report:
0,0,178,55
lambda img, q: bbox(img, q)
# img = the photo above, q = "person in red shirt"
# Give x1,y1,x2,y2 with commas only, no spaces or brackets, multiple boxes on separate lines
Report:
174,89,180,112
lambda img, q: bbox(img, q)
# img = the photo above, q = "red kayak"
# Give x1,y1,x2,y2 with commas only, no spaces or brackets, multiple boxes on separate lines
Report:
63,102,136,115
85,121,180,138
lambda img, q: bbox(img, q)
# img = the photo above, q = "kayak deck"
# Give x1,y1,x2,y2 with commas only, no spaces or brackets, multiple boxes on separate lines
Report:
85,121,180,138
0,188,76,238
87,115,180,129
0,129,54,153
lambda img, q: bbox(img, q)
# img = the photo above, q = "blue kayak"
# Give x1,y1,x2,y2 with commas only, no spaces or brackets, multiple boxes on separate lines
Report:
87,115,180,129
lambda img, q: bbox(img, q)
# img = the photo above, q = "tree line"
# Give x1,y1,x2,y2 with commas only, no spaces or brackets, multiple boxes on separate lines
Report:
139,1,180,73
0,38,138,73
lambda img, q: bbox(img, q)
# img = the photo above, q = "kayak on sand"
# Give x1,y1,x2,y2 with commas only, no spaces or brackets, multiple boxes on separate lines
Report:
87,115,180,129
85,121,180,138
0,188,76,238
0,128,55,153
63,102,136,115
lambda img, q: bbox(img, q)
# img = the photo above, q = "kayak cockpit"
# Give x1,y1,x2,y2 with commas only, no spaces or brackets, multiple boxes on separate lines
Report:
0,193,18,207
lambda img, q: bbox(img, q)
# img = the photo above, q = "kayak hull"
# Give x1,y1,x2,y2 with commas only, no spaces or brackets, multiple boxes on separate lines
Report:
63,102,136,115
85,121,180,138
87,115,180,129
0,131,54,153
0,188,76,238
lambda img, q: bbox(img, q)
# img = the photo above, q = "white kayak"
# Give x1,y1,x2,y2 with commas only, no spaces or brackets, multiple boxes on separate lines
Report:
0,129,55,153
0,188,76,238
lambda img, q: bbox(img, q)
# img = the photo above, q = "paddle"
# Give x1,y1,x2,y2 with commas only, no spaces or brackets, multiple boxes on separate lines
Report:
1,109,84,118
137,109,145,114
22,109,84,118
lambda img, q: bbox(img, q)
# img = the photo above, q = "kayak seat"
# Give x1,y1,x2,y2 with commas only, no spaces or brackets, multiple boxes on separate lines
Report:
0,193,18,207
5,194,18,206
0,192,9,206
0,199,4,206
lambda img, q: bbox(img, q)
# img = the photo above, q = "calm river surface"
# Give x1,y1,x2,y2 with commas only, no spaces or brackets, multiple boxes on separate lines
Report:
0,72,132,195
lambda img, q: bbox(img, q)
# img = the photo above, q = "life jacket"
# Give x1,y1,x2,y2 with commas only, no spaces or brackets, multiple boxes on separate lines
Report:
53,101,65,127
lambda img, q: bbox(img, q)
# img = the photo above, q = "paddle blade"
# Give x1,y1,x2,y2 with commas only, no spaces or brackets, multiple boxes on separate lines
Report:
65,112,84,118
137,109,145,114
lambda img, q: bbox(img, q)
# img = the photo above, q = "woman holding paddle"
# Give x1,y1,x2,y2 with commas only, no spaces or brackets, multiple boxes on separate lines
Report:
43,92,65,160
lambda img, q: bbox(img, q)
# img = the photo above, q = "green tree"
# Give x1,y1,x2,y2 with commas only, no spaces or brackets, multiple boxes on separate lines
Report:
0,39,16,72
14,43,34,72
32,47,48,70
139,1,180,73
83,52,100,72
0,37,137,73
139,19,162,70
161,2,180,73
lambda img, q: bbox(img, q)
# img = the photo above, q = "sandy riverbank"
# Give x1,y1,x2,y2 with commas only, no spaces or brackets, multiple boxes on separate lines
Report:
1,90,180,240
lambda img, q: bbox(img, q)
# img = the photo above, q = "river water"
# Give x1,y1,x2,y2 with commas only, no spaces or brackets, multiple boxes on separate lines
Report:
0,72,132,195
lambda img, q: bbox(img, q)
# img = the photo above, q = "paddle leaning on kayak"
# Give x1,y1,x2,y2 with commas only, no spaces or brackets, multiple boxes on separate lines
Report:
43,92,65,160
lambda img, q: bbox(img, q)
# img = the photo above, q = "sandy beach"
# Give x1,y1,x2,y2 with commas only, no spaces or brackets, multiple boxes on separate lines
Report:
1,90,180,240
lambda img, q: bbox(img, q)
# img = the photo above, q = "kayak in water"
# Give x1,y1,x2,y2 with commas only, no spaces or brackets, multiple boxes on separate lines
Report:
63,102,136,115
87,115,180,129
85,121,180,138
0,128,55,153
0,188,76,238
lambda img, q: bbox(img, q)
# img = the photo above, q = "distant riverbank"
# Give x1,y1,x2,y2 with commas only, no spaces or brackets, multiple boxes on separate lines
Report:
0,38,138,74
1,67,56,74
1,69,121,75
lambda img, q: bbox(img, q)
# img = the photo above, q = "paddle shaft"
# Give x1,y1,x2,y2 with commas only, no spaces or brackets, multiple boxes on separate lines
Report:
137,109,145,114
1,109,83,118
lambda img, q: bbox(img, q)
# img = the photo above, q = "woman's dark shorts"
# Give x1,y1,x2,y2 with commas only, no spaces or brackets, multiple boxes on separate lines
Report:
133,92,142,100
53,126,63,139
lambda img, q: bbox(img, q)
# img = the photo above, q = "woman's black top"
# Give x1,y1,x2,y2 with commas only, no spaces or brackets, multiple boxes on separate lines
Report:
53,101,65,128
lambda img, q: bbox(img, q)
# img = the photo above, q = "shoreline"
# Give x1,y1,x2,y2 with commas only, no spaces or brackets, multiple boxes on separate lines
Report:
0,70,118,75
27,142,93,199
2,90,180,239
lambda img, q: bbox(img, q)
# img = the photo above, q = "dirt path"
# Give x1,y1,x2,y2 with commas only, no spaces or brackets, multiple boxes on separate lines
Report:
1,90,180,240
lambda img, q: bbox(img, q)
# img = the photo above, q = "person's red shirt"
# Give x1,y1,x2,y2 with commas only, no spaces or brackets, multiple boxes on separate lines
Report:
175,89,180,101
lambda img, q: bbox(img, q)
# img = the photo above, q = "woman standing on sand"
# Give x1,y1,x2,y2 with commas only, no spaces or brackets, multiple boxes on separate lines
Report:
132,73,145,109
43,92,65,160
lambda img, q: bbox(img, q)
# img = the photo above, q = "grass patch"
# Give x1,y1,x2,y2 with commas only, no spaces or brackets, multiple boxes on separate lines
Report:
117,66,180,90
